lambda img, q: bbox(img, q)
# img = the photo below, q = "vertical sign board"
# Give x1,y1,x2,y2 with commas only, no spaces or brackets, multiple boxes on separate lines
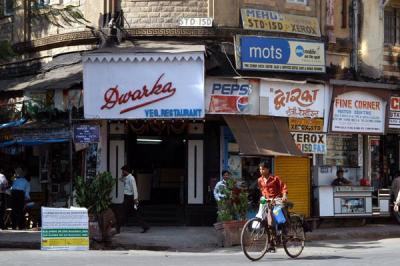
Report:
41,207,89,251
235,36,325,73
389,96,400,129
331,91,386,133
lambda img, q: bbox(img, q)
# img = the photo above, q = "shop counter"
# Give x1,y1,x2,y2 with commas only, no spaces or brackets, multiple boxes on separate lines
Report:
316,186,373,217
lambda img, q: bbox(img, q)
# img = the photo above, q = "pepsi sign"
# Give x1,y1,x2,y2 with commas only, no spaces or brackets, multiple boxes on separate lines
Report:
205,78,259,115
211,83,251,96
235,35,325,73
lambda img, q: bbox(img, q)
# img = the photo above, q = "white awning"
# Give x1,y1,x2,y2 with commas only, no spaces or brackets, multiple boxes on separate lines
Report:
83,41,205,63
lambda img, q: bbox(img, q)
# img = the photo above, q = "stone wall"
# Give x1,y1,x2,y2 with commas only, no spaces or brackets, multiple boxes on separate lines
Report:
121,0,209,28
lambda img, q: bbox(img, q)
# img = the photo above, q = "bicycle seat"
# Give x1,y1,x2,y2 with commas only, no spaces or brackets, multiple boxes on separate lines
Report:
284,201,294,209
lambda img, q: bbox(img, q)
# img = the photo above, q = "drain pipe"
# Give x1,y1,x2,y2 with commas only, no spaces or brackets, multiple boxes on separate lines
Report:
351,0,360,73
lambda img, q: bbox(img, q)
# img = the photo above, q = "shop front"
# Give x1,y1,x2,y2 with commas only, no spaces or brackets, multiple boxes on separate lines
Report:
313,84,398,219
83,44,210,225
205,77,326,218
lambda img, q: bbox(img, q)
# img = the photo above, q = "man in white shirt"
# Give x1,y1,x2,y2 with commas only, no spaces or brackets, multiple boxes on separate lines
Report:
120,165,149,233
213,170,231,202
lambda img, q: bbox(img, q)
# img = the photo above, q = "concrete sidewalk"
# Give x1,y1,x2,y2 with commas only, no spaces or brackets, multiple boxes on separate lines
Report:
0,223,400,251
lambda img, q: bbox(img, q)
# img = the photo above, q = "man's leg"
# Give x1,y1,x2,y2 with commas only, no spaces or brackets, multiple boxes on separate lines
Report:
132,208,149,233
0,194,5,229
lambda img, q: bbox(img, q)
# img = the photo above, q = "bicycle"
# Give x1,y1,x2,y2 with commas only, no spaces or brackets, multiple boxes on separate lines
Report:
240,198,305,261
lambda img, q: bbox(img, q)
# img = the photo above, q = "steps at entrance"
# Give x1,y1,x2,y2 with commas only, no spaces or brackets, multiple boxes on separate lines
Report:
127,205,184,226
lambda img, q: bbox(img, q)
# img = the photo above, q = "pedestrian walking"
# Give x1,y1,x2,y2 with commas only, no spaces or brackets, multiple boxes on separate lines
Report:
120,165,149,233
10,167,30,230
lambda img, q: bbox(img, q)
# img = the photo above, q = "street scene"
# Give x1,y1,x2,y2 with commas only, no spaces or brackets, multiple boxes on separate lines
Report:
1,0,400,265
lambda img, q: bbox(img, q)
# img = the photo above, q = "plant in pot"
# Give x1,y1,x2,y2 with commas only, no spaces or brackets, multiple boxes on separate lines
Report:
75,172,117,242
214,178,249,247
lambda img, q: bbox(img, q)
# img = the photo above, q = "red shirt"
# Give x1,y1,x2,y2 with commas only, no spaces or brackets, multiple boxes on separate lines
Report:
258,175,288,199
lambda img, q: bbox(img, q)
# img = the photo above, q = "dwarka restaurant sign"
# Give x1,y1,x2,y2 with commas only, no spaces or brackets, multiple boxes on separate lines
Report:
260,81,325,118
331,91,386,133
241,8,321,37
83,52,205,119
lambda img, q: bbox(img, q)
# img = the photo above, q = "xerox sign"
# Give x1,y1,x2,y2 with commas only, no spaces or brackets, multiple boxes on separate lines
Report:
236,36,325,73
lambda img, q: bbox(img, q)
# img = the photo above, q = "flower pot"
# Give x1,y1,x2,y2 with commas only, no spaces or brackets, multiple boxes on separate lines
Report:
213,220,246,247
88,214,102,242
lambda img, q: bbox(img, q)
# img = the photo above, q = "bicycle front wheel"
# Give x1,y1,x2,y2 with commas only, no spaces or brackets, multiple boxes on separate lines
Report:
283,215,305,258
241,217,269,261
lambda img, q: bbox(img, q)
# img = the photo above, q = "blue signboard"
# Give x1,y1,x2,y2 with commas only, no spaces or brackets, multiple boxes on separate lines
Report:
74,125,100,143
236,35,325,73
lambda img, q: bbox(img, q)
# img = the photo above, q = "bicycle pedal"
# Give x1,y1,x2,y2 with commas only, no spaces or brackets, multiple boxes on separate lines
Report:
267,247,276,253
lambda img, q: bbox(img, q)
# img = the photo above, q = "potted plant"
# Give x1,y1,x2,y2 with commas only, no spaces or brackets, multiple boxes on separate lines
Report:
214,178,249,247
75,172,117,242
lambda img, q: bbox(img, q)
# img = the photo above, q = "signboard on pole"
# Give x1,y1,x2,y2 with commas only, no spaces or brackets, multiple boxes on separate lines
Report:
291,132,326,154
331,91,386,133
41,207,89,251
235,35,325,73
241,8,321,37
74,125,100,143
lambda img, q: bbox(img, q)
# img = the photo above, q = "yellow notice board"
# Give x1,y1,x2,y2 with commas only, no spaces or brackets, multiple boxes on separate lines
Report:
241,8,321,37
289,118,324,132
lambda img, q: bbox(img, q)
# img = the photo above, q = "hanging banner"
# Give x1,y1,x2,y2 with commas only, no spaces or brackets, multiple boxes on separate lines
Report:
389,96,400,129
204,78,259,114
331,91,386,133
289,117,324,132
83,52,205,119
41,207,89,251
241,8,321,37
235,35,325,73
291,132,326,154
260,81,325,118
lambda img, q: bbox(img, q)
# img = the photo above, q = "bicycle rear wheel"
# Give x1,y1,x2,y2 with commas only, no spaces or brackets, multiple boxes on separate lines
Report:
241,218,269,261
283,215,305,258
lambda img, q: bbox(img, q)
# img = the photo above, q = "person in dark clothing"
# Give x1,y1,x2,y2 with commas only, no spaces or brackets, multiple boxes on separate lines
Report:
10,167,30,230
0,169,9,230
331,169,352,186
120,165,149,233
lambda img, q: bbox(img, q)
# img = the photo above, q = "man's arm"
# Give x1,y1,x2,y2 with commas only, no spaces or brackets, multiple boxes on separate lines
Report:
131,176,139,201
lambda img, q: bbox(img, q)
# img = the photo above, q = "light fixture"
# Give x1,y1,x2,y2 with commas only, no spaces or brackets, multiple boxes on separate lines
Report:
137,136,163,144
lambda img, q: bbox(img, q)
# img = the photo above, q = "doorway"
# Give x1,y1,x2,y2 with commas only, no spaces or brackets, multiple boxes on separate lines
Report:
127,122,186,206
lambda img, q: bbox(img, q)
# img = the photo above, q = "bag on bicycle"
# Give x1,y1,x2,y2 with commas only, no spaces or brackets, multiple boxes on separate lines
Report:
272,205,286,224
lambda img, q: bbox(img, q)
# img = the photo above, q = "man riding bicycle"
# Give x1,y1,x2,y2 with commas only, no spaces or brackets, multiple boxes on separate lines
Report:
257,162,288,252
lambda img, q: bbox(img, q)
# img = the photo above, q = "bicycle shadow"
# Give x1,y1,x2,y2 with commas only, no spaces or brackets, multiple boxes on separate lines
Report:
265,255,360,261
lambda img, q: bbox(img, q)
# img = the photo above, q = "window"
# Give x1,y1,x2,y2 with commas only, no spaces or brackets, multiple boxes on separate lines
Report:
287,0,307,4
384,9,400,45
3,0,14,16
